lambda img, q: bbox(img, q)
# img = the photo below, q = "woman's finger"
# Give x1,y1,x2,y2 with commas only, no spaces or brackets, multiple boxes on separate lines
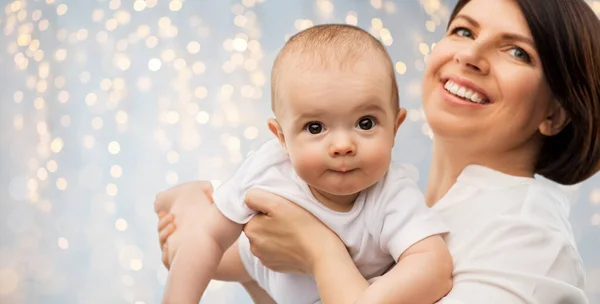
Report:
245,188,284,215
159,223,176,247
157,214,174,231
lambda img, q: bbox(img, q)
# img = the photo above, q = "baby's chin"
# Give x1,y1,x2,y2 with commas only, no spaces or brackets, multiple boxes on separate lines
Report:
314,179,377,197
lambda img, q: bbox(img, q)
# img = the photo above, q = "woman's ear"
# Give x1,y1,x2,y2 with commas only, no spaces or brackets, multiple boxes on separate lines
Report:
539,100,570,136
268,118,288,153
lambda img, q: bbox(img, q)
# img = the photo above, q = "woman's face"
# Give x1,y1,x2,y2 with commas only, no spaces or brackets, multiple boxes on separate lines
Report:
422,0,560,158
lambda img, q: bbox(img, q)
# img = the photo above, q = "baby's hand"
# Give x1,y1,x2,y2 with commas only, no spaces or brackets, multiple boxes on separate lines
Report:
158,212,177,269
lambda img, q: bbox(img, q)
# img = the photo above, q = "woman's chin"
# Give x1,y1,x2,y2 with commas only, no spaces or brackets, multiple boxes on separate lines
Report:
425,112,479,141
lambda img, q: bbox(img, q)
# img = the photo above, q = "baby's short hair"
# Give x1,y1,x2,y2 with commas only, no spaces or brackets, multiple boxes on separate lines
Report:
270,24,399,114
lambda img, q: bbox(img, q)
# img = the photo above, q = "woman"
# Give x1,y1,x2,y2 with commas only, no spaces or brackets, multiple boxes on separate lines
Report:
155,0,600,303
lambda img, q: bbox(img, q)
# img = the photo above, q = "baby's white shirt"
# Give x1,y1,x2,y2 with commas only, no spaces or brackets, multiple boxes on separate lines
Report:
213,139,449,304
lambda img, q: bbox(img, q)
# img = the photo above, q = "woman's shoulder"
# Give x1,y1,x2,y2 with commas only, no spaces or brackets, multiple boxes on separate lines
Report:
449,165,574,235
441,179,586,294
519,180,574,235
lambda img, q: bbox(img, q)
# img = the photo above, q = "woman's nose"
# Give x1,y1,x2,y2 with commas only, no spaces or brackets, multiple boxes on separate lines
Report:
454,43,490,75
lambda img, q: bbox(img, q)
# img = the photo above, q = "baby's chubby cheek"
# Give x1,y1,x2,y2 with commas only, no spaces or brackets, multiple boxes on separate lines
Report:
288,150,325,180
363,149,392,177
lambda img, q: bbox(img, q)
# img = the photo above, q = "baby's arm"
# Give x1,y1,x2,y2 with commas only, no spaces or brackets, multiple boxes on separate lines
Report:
355,235,453,303
162,204,242,304
311,235,452,304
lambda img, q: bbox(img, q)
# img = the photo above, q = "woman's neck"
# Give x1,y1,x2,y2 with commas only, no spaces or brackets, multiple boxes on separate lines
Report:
426,138,538,207
425,140,469,207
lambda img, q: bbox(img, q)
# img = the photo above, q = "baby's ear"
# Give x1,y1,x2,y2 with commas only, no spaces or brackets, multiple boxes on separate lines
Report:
394,108,407,135
268,118,288,152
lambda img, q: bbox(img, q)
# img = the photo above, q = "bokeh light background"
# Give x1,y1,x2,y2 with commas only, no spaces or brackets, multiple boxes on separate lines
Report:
0,0,599,303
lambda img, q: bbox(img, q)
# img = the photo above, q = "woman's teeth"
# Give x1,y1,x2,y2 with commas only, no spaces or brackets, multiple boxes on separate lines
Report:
444,80,488,104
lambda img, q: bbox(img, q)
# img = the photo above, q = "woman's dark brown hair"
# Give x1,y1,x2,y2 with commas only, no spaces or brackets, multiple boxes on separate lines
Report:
449,0,600,185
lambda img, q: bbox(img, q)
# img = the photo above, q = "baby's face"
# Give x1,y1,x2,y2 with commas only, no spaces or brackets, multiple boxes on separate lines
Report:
274,59,401,197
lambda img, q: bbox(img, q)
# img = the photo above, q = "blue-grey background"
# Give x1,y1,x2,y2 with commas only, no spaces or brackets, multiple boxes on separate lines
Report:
0,0,598,303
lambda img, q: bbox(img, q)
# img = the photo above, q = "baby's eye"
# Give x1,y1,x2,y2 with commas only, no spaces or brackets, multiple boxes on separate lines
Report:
356,117,376,130
305,122,324,134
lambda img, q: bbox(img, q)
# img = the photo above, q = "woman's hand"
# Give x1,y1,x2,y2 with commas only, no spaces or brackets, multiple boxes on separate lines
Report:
243,188,345,275
154,181,215,269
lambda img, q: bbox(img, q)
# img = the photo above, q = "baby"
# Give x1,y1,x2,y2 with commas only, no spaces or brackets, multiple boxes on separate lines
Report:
160,24,452,304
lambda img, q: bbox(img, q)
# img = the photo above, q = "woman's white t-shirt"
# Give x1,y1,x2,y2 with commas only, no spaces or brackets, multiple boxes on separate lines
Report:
434,165,587,304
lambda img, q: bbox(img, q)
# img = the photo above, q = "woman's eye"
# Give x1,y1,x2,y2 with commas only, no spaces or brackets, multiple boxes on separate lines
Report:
508,47,531,63
356,117,376,130
452,27,474,39
305,122,324,134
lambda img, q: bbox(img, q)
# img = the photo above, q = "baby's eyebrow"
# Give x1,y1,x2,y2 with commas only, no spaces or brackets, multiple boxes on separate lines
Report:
354,102,388,114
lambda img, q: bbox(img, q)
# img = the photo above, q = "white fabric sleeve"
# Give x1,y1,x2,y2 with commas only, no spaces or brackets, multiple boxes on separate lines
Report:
437,216,588,304
369,169,449,261
212,140,289,224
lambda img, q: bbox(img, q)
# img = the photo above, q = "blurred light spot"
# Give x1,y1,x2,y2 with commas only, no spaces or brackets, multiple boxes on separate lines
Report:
137,77,152,91
395,61,407,74
51,138,64,153
57,4,68,15
108,141,121,154
194,86,208,99
371,18,383,29
426,20,436,32
166,172,179,185
146,36,158,48
244,127,259,139
56,178,68,190
92,117,103,130
590,189,600,205
83,135,96,149
116,218,128,231
165,111,180,124
130,259,143,271
166,151,179,164
85,93,98,106
234,15,247,27
106,183,118,196
192,62,206,74
110,165,123,178
317,0,334,14
115,111,128,124
148,58,162,71
37,168,48,181
169,0,182,11
13,115,23,130
233,37,248,52
47,160,58,172
187,41,201,54
345,12,358,26
133,0,146,11
58,237,69,249
419,43,430,55
408,109,421,121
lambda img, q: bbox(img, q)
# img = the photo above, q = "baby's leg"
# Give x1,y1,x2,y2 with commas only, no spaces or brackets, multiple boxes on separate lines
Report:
216,240,276,303
215,239,253,283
